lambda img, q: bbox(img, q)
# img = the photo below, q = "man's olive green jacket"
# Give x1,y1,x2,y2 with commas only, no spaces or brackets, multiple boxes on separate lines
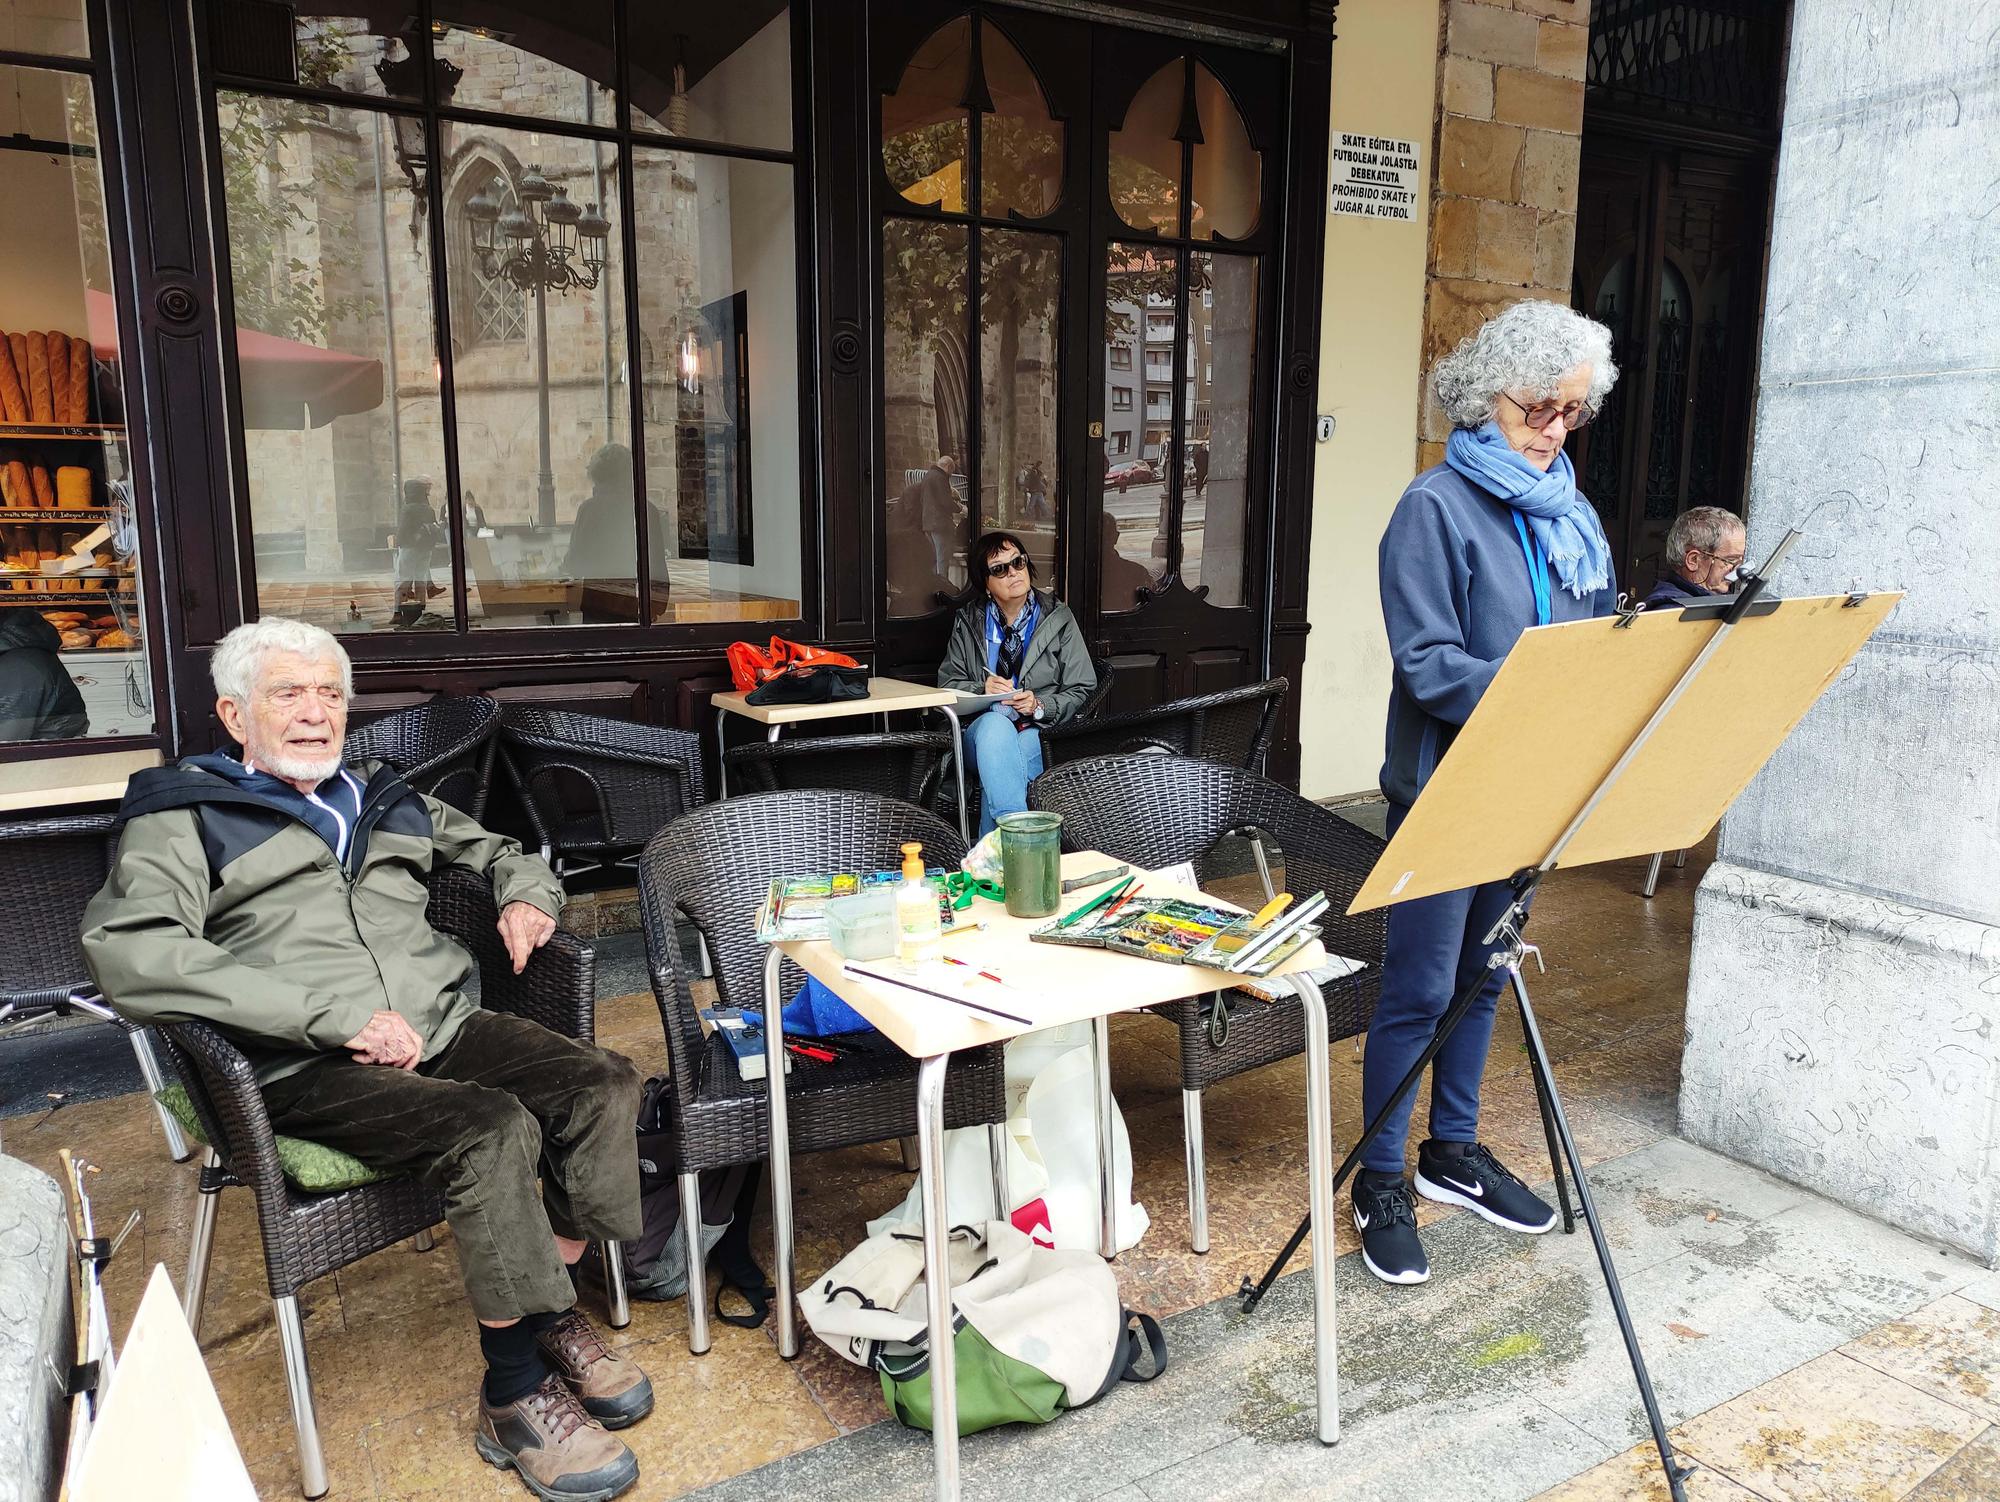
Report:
81,756,564,1084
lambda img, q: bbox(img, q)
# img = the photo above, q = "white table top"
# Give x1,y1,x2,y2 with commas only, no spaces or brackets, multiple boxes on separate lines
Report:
714,675,956,726
775,850,1328,1058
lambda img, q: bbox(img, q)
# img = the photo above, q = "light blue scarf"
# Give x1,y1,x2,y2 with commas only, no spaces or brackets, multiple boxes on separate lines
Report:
1445,421,1612,599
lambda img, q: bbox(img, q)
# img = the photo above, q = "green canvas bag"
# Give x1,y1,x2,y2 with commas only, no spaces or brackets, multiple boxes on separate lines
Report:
801,1219,1165,1436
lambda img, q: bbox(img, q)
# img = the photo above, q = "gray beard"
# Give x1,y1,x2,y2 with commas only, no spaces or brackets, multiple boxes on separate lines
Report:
253,745,343,785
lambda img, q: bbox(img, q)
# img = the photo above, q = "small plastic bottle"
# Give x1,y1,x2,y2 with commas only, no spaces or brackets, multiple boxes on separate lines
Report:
895,841,942,970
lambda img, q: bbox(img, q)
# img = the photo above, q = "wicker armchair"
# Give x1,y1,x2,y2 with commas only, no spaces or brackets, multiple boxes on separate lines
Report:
157,865,625,1500
725,729,951,808
342,694,500,818
499,706,706,876
1039,675,1288,774
638,790,1008,1356
1028,754,1386,1253
0,811,190,1162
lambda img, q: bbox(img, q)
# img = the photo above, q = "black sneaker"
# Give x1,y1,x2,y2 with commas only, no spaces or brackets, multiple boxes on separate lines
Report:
1352,1170,1429,1285
1415,1140,1558,1233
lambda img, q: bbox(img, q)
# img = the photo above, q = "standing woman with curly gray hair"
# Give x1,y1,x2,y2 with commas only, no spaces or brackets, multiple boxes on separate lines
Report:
1352,297,1620,1288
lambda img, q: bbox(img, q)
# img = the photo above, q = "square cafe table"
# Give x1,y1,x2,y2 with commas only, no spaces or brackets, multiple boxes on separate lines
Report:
713,676,970,841
756,849,1342,1500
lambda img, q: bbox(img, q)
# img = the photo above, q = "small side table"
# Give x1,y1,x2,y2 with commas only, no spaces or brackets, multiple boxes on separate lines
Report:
713,676,970,841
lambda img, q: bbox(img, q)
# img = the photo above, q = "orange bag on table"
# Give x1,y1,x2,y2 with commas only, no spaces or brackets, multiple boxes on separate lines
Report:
726,636,862,694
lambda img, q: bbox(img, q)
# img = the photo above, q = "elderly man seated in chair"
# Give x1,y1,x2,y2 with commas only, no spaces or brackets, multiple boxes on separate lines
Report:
81,618,649,1502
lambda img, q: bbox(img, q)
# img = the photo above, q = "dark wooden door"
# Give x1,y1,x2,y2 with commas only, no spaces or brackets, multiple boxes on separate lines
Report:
871,3,1288,713
1570,135,1768,594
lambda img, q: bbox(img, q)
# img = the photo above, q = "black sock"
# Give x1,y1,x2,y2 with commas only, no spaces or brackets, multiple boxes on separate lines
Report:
479,1320,552,1406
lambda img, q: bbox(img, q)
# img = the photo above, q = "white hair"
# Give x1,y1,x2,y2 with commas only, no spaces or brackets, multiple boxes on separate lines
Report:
210,618,352,706
1433,299,1619,428
1665,505,1744,560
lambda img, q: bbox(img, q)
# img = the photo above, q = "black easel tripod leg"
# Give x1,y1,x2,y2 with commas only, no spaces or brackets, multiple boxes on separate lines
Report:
1507,963,1691,1502
1239,952,1502,1313
1523,1001,1576,1234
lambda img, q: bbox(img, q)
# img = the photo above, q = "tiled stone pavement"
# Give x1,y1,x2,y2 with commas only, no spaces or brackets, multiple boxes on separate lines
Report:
9,835,1999,1500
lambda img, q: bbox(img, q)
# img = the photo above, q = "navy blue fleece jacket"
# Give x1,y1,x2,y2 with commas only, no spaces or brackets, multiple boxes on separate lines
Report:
1378,463,1618,806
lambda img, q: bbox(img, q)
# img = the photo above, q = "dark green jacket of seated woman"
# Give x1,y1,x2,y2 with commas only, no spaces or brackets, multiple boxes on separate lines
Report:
937,591,1097,725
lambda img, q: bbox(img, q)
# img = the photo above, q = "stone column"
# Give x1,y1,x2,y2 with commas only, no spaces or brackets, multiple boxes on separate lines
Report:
1680,2,2000,1266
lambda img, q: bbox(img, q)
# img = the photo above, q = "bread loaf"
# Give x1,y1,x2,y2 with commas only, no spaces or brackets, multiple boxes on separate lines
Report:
59,627,93,649
0,337,26,424
29,465,54,508
24,331,53,423
0,465,14,509
67,338,90,424
96,627,134,648
4,461,27,510
55,467,90,508
45,332,69,423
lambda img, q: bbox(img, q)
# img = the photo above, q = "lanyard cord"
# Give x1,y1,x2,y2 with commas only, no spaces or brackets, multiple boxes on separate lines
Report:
1511,510,1552,627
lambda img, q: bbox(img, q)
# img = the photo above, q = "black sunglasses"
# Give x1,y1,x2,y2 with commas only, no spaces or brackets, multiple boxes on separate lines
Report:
984,554,1029,579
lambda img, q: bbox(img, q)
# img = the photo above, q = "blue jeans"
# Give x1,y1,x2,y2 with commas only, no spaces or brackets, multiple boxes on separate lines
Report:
965,708,1043,839
1358,802,1532,1174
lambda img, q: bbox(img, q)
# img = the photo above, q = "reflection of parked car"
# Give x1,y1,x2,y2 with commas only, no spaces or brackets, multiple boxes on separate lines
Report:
1107,459,1158,491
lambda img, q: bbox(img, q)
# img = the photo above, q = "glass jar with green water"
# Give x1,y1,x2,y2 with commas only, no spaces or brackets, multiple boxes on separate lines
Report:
998,811,1062,918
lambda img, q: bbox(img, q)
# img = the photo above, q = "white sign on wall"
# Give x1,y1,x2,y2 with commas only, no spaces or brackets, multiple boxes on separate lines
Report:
1329,130,1421,222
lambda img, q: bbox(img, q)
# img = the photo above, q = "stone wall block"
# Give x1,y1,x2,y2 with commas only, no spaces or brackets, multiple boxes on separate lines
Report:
1447,0,1542,67
1493,65,1585,132
1417,439,1447,473
1533,210,1577,289
1430,194,1481,280
1442,55,1495,121
1518,127,1582,212
1510,0,1589,20
1536,19,1589,81
1474,199,1539,284
1438,116,1525,201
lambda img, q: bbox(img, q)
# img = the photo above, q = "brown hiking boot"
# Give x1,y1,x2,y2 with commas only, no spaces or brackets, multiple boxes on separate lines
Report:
475,1373,639,1502
536,1308,655,1429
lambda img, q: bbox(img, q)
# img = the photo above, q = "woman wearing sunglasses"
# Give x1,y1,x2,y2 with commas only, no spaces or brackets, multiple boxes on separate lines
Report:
938,530,1098,838
1355,298,1622,1289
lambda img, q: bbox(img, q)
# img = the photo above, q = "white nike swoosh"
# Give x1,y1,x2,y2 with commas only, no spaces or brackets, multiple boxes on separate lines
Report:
1440,1174,1486,1199
1355,1208,1372,1229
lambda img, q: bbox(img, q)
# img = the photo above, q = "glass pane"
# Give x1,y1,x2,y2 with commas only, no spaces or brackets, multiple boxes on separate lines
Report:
978,230,1059,581
1101,243,1174,612
218,91,450,636
632,149,801,624
0,68,147,741
1182,251,1255,607
1108,64,1182,236
629,8,793,153
1190,63,1260,241
0,0,85,57
883,17,970,213
883,218,969,618
434,6,616,127
283,13,417,98
979,21,1061,219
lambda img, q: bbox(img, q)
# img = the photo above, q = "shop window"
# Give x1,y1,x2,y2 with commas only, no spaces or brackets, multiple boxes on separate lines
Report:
216,4,804,634
1182,251,1254,606
0,62,153,743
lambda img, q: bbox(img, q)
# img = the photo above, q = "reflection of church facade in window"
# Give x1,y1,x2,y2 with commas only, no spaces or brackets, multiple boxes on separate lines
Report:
450,165,527,349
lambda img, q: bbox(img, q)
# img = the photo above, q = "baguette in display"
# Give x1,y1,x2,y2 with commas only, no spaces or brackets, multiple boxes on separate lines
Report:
55,467,90,508
4,461,28,510
0,337,26,424
29,465,54,508
46,331,69,423
67,337,90,423
24,331,53,424
0,465,14,509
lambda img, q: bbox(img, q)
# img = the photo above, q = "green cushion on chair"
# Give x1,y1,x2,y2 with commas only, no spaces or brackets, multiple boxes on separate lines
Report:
155,1083,388,1193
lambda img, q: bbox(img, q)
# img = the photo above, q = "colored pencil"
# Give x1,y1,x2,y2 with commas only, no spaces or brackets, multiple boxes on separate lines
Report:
841,965,1033,1027
941,955,1010,987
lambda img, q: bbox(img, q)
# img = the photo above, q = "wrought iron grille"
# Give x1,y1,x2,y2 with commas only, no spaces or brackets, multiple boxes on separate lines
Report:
1644,296,1691,520
1587,0,1786,133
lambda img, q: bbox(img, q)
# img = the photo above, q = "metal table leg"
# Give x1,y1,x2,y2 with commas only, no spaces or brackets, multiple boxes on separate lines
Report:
1091,1014,1117,1260
760,947,799,1358
934,706,970,844
715,708,731,798
916,1055,959,1500
1291,974,1339,1445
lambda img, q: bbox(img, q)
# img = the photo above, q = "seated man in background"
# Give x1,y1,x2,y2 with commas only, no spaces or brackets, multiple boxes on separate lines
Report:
1647,504,1745,608
81,617,649,1502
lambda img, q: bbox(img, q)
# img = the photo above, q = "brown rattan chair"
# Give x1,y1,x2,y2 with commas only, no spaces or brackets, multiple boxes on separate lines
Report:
638,790,1008,1356
725,729,952,808
1038,675,1288,774
1028,754,1391,1253
155,865,627,1500
498,706,706,878
0,811,191,1161
342,693,501,818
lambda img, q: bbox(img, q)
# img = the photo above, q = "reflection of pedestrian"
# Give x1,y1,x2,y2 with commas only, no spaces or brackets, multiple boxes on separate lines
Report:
394,477,442,615
564,443,671,590
1192,443,1209,496
900,454,960,577
1024,461,1049,524
1100,512,1153,613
